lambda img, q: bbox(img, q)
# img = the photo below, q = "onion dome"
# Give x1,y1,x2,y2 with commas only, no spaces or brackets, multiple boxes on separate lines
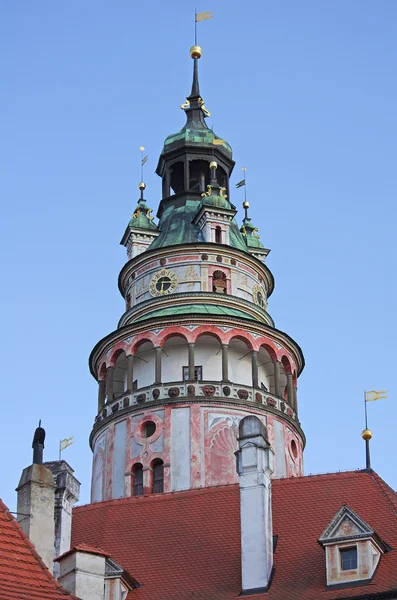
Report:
240,201,265,250
128,183,158,232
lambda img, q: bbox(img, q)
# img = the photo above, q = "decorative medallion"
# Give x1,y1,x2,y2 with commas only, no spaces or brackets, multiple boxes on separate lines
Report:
123,397,129,408
203,385,216,397
187,384,196,396
168,387,180,398
253,284,266,309
136,394,146,404
152,388,160,400
231,258,236,266
149,268,178,297
237,389,249,400
201,254,208,261
267,397,277,407
216,255,223,263
222,386,231,396
160,258,166,266
255,392,263,404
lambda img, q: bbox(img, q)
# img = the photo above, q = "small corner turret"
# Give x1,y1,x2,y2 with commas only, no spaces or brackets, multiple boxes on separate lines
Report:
240,200,270,262
120,181,159,259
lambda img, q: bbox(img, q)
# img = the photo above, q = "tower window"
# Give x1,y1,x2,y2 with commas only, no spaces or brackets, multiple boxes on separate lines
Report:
215,226,222,244
340,547,358,571
142,421,156,438
132,464,143,496
152,460,164,493
183,366,202,381
212,270,227,294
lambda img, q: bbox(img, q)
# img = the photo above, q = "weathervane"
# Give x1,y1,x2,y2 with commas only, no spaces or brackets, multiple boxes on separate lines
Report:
362,389,388,469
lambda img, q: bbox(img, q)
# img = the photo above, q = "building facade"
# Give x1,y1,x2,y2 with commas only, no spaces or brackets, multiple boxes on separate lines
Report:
89,45,305,503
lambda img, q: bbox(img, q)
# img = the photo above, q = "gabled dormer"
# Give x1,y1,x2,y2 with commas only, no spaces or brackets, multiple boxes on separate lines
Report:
319,505,388,588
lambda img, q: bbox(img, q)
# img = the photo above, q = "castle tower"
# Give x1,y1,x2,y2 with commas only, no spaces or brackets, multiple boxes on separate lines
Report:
89,46,305,502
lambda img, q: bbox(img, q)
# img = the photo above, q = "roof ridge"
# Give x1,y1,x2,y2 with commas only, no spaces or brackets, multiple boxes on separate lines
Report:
0,497,79,599
273,469,367,484
370,471,397,517
74,483,239,512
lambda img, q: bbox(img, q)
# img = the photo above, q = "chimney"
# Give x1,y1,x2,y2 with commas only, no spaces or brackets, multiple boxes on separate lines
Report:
16,423,56,571
56,545,108,600
235,415,274,594
43,460,80,578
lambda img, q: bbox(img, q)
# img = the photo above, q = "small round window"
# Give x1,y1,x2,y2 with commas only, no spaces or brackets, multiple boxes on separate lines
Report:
290,439,298,459
142,420,156,438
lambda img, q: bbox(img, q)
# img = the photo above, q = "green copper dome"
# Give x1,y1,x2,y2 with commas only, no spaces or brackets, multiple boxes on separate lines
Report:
128,198,158,231
241,218,265,249
163,124,232,158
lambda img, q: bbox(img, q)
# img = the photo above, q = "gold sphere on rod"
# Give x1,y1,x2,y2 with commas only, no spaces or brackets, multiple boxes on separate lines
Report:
190,45,202,59
361,428,373,441
138,182,146,191
243,201,250,209
210,161,217,170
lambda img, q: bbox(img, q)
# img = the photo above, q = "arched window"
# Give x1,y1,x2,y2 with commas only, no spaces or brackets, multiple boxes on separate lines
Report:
215,226,222,244
132,463,143,496
212,270,227,294
152,460,164,494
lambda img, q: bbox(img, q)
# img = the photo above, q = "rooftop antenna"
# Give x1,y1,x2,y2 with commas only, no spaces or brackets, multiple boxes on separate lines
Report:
362,389,388,470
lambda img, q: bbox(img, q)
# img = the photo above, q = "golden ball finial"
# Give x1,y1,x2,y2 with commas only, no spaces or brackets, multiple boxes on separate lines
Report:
362,428,373,441
138,182,146,191
190,45,202,59
210,161,217,170
243,201,250,209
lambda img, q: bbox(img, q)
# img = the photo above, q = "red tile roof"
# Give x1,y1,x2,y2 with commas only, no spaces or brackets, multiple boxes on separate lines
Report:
71,470,397,600
0,499,78,600
55,543,110,561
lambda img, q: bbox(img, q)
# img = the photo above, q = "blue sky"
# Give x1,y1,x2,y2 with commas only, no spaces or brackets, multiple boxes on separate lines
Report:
1,1,396,510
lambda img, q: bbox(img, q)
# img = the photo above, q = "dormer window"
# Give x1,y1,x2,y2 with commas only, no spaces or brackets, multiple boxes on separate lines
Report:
319,505,387,588
340,547,357,571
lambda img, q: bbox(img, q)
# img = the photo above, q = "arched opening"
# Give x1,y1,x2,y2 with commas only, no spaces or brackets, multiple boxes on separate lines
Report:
215,226,222,244
99,363,107,382
195,334,222,381
170,162,184,195
151,459,164,494
280,356,291,402
229,337,252,386
133,341,155,389
113,351,128,398
212,270,227,294
258,345,276,393
161,335,188,383
132,463,143,497
189,159,210,193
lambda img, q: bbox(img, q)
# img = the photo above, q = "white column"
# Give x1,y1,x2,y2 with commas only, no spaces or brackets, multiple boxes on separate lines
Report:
236,415,274,594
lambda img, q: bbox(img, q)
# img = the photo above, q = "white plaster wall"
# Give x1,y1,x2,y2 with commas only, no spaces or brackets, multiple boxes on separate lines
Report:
59,553,106,600
170,407,191,490
229,340,252,386
112,420,127,498
162,339,188,382
273,419,287,477
258,351,274,392
195,336,222,380
134,343,155,388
